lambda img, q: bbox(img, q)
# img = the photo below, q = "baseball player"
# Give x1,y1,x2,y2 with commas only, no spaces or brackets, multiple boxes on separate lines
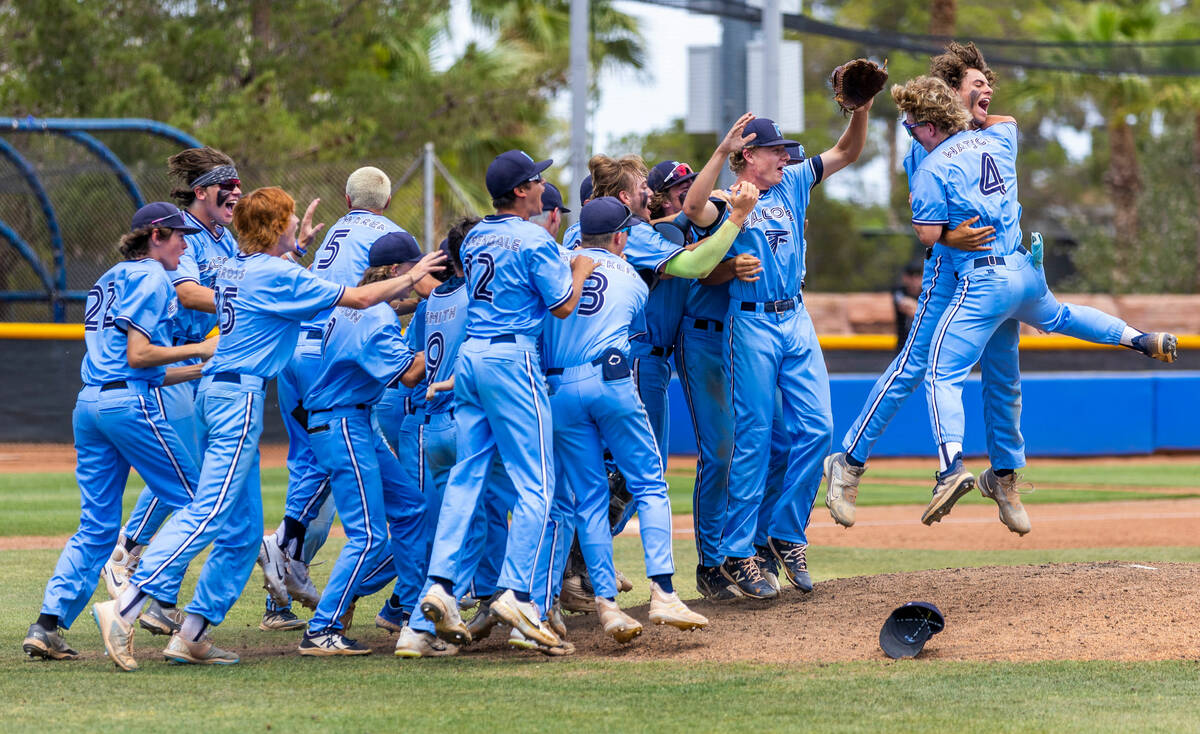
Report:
23,203,213,661
823,43,1176,533
683,106,875,599
296,232,442,655
417,150,595,655
101,148,240,600
91,187,441,671
533,182,570,240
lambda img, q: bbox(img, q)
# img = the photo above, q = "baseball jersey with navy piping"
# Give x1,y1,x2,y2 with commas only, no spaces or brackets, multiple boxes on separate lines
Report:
910,122,1023,273
562,221,581,250
727,158,823,303
459,214,572,339
400,299,429,414
81,259,179,387
203,253,345,378
166,211,238,345
303,302,416,411
301,210,404,331
423,276,468,416
683,199,732,320
541,248,648,368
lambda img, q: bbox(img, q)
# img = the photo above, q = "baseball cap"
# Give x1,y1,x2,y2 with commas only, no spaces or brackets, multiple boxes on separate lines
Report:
647,160,698,193
486,149,552,199
541,182,570,213
579,174,593,203
580,197,635,236
743,117,800,149
368,231,423,267
878,601,945,659
131,202,201,234
785,144,807,165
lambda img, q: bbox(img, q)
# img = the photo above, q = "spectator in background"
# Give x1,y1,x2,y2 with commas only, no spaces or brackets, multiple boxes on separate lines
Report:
893,259,923,353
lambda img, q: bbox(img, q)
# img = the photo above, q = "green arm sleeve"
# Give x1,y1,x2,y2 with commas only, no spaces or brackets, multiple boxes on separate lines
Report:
662,218,740,279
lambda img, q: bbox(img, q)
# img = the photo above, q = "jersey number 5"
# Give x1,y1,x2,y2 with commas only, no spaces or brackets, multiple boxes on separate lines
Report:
980,153,1007,196
315,229,350,271
217,285,239,336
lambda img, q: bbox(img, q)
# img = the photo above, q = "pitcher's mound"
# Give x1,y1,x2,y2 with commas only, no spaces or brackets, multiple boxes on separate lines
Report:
541,562,1200,663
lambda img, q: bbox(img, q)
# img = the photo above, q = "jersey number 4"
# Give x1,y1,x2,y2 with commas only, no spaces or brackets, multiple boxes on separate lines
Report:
979,153,1007,196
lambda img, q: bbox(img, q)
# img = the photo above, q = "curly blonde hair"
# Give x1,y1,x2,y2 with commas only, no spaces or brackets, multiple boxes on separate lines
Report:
891,76,971,136
929,41,995,92
588,154,647,200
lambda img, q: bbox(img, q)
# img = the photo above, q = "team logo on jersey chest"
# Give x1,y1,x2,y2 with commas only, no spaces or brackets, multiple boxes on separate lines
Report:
764,229,790,253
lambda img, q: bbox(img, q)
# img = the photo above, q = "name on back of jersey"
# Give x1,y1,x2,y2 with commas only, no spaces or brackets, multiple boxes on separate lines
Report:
341,214,391,231
471,233,521,253
938,134,994,160
215,262,247,282
427,304,458,325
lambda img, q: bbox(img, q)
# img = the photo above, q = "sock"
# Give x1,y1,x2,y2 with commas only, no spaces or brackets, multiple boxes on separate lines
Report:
512,590,532,603
996,468,1015,477
1120,326,1141,347
845,454,865,468
180,613,209,642
279,516,306,558
117,584,148,624
938,443,963,473
122,535,141,553
388,594,402,609
36,613,60,630
650,574,674,594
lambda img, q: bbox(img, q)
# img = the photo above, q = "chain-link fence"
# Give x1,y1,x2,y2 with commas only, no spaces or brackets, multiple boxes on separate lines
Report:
0,129,481,323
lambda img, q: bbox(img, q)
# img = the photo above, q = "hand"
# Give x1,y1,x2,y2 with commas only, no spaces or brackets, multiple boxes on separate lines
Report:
298,199,325,252
197,335,219,361
709,188,732,204
407,250,448,282
571,254,597,277
732,253,762,282
717,112,757,154
728,181,760,220
942,216,995,252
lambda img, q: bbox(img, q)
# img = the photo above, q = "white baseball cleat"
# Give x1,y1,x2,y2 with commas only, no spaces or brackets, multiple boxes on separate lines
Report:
420,584,471,646
100,538,143,599
648,582,708,631
257,534,290,607
164,633,240,664
285,558,320,610
508,627,575,656
823,452,865,528
394,625,459,658
595,597,643,643
490,589,560,648
93,599,137,672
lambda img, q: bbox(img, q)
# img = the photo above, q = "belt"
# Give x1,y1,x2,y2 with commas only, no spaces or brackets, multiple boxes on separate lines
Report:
424,408,454,423
547,351,626,376
213,371,244,383
739,295,800,313
687,317,723,332
301,327,323,340
630,344,673,359
490,334,516,344
306,404,369,434
969,246,1029,271
100,380,128,391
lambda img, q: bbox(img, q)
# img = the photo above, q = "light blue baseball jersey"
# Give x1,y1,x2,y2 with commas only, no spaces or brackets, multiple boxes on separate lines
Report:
167,211,239,344
624,221,685,275
541,248,647,368
203,253,346,378
303,302,416,411
459,214,573,338
682,200,733,319
401,299,428,412
302,210,403,330
562,221,581,250
423,277,468,416
81,259,179,386
726,158,824,302
910,123,1022,273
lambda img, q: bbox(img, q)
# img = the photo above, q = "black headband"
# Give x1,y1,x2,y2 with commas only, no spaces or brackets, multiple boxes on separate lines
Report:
190,165,239,189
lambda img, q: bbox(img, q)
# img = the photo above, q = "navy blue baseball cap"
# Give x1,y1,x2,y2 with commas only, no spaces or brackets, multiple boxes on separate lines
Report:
541,183,570,213
131,202,201,234
486,149,552,199
368,231,423,267
580,197,635,236
785,144,807,165
879,601,945,659
647,160,698,193
743,117,800,149
579,174,593,203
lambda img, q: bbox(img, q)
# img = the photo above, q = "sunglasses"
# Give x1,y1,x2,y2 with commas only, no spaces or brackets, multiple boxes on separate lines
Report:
525,174,544,184
216,179,241,191
662,163,693,188
902,120,929,138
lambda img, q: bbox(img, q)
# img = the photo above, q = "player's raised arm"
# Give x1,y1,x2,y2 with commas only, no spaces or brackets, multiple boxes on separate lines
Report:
683,112,757,228
338,250,447,309
815,100,873,180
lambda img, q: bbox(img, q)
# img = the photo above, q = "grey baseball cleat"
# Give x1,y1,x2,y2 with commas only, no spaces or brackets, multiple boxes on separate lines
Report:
22,623,79,661
1130,332,1178,363
138,599,184,636
260,608,307,631
978,468,1032,536
508,627,575,656
257,535,291,607
823,452,865,527
922,463,976,526
394,625,459,658
285,558,321,610
466,599,500,643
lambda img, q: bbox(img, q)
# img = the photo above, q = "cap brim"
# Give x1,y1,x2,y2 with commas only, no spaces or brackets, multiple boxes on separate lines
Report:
747,138,801,149
657,171,698,193
533,159,553,176
176,225,203,234
879,617,930,659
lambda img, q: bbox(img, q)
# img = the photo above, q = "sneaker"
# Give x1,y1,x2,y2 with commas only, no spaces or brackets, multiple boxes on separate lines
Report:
394,625,458,658
648,582,708,631
766,537,813,592
163,633,240,664
138,599,184,636
375,598,408,634
508,627,575,656
823,452,865,527
614,568,634,594
559,575,593,614
257,535,290,607
466,600,500,643
695,564,740,601
100,538,142,599
548,598,568,639
298,630,371,657
285,558,320,610
260,608,307,631
490,589,560,648
22,623,79,660
922,462,976,526
420,583,472,646
595,597,643,643
978,468,1032,536
754,546,782,593
719,556,778,600
92,599,137,671
1131,332,1178,363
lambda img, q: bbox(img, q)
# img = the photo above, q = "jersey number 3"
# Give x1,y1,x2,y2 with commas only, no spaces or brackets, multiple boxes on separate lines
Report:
576,272,609,317
979,153,1007,196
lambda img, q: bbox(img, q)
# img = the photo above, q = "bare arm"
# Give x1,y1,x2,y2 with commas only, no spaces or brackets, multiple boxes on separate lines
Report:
399,352,426,388
683,112,757,227
816,100,873,179
163,363,205,386
425,376,455,402
550,255,597,318
338,251,447,309
126,329,216,370
914,223,944,248
175,282,216,313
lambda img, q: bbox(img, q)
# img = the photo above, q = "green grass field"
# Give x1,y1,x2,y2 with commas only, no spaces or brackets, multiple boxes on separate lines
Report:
5,461,1200,732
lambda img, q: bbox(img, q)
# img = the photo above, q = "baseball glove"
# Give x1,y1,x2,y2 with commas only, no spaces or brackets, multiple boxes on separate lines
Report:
830,58,888,114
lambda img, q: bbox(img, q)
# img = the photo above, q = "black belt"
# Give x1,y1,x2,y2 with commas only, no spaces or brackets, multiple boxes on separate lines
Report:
302,328,323,339
490,334,516,344
740,296,799,313
213,371,244,383
689,318,723,332
424,408,454,423
546,352,614,376
306,404,368,434
100,380,128,391
972,246,1029,270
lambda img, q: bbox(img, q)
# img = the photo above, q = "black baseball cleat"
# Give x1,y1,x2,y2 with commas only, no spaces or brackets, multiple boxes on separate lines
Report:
766,537,813,593
1130,332,1178,364
719,556,778,600
696,564,740,601
754,545,783,593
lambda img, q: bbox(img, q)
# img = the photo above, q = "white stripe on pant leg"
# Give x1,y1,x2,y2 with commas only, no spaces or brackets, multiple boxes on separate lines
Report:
139,392,254,587
137,395,194,499
330,417,374,624
522,351,551,600
846,254,944,457
929,279,971,448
